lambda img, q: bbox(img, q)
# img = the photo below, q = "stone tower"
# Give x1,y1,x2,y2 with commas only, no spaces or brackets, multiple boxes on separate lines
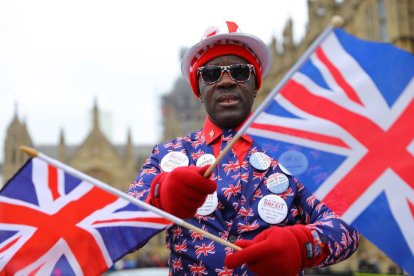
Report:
2,106,33,182
67,101,135,192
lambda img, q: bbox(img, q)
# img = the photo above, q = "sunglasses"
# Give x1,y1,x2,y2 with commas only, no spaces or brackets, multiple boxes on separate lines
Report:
197,64,255,85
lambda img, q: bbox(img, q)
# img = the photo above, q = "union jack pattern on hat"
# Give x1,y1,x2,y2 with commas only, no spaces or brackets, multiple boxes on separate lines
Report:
202,21,240,39
181,21,272,98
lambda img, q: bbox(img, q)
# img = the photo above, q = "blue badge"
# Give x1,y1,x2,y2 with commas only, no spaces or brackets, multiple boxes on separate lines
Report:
249,152,271,171
266,173,289,194
278,150,309,176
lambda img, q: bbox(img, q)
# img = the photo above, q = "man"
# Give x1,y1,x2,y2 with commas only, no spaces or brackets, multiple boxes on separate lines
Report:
128,21,359,275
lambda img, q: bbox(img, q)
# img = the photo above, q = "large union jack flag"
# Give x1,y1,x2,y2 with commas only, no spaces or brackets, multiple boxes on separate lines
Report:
247,28,414,274
0,157,170,275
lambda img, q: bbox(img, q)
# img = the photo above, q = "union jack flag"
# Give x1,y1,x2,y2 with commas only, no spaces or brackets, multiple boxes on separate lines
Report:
247,28,414,274
195,241,215,258
172,257,183,272
0,157,170,275
189,260,208,276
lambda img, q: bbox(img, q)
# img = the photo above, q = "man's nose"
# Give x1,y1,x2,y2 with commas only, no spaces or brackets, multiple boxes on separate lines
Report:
218,70,236,86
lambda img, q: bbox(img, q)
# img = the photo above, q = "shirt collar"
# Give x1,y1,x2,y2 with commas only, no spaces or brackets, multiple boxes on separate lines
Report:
203,116,253,145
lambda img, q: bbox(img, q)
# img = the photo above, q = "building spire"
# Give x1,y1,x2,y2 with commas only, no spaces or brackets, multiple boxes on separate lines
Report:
124,127,135,176
13,101,19,122
58,128,66,162
93,98,100,130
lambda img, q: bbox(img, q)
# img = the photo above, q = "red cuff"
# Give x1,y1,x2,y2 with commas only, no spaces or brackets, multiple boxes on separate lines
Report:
146,172,168,207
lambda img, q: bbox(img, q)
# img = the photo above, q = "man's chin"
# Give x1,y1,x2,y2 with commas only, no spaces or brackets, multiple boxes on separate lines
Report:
211,115,246,129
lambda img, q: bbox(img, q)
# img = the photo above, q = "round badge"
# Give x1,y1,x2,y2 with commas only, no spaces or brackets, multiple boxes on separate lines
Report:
278,163,292,175
196,154,216,167
196,192,218,216
160,151,189,172
266,173,289,194
258,194,288,224
249,152,271,171
278,150,309,176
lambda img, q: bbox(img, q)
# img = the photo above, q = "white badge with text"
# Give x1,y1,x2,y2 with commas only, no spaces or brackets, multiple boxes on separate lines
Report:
258,194,288,224
196,154,216,167
160,151,189,172
196,192,218,216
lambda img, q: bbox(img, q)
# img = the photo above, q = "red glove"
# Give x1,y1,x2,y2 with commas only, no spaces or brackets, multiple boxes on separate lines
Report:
225,225,317,276
148,165,217,219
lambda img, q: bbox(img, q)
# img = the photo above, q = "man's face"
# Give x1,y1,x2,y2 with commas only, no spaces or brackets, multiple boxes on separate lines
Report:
198,55,258,129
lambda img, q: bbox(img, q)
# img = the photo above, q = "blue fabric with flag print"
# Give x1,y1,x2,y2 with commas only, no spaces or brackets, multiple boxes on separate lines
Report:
130,126,359,275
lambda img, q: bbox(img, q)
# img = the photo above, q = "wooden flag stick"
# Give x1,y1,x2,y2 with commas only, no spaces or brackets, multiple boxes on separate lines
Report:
20,145,242,251
203,131,243,177
203,16,343,178
20,145,38,157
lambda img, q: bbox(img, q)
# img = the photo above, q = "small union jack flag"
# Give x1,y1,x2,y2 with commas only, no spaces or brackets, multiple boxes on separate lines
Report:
0,157,170,275
247,28,414,274
195,241,215,258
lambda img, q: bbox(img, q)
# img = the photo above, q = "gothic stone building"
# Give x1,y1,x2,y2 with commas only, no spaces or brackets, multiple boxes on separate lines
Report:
2,103,145,192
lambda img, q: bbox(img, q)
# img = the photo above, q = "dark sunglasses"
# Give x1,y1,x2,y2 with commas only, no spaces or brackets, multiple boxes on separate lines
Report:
197,64,255,85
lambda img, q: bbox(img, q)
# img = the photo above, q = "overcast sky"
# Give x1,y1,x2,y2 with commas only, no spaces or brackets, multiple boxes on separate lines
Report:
0,0,308,162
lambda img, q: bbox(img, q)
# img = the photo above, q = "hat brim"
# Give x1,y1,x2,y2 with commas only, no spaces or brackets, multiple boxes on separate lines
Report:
181,32,272,82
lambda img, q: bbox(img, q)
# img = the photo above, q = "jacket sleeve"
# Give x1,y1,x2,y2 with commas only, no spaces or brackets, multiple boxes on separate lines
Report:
127,144,162,202
294,178,360,267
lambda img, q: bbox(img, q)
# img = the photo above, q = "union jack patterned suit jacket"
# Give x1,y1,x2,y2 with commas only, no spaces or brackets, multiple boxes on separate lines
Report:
128,127,359,275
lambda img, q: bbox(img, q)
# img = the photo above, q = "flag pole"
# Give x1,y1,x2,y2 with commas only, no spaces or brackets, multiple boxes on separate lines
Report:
203,16,344,178
19,145,242,251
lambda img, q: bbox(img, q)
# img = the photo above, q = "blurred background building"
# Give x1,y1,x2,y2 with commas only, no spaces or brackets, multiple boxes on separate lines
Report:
2,101,153,193
2,0,413,274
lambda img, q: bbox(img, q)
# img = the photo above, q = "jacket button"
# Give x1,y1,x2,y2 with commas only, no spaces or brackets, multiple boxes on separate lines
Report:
228,235,237,243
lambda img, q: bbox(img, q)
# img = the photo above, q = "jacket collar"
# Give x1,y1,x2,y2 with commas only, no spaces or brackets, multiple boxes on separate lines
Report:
202,116,253,145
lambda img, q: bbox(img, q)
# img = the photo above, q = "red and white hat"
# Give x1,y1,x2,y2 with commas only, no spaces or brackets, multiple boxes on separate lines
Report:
181,21,272,98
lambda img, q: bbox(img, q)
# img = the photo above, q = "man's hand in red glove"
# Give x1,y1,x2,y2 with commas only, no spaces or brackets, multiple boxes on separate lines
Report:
148,165,217,219
225,225,317,276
